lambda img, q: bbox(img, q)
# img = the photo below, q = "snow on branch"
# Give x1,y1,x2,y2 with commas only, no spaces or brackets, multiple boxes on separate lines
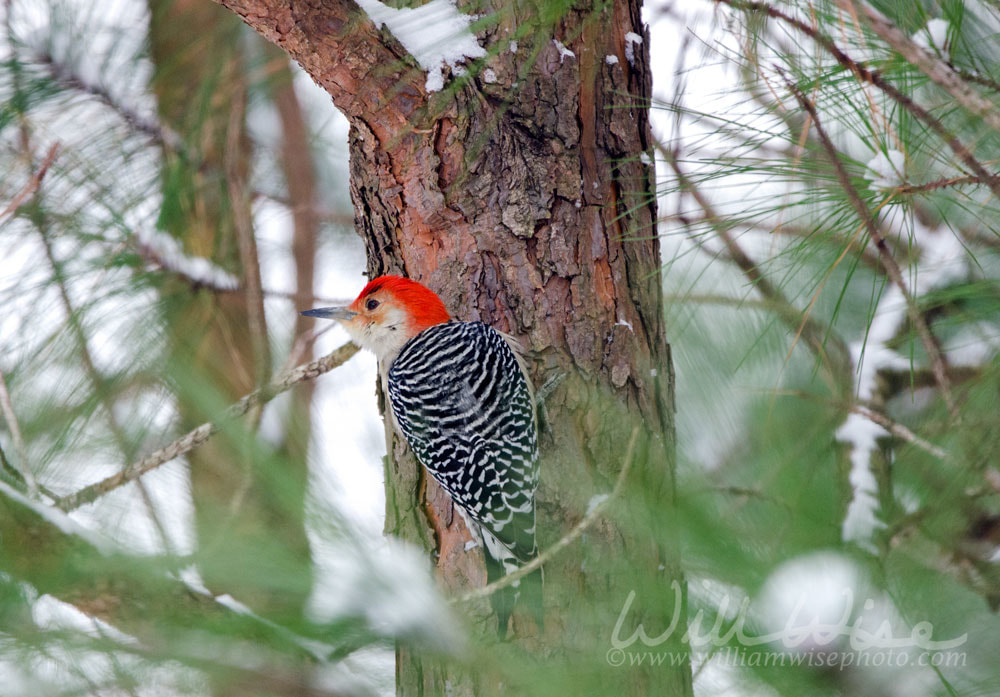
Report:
834,208,968,551
354,0,486,92
135,228,240,291
784,76,972,550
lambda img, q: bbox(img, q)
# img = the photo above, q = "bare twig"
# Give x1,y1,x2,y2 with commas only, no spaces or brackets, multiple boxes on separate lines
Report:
771,388,950,462
458,426,640,603
279,323,338,377
843,1,1000,133
896,174,1000,195
55,342,360,511
851,404,949,461
951,67,1000,94
784,78,958,419
663,293,782,313
253,190,355,227
0,142,59,224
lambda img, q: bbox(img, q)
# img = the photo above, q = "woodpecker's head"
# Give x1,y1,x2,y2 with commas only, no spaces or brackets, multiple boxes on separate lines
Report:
302,275,451,363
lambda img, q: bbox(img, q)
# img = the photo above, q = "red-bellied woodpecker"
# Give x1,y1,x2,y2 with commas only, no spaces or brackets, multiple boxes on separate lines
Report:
302,275,540,635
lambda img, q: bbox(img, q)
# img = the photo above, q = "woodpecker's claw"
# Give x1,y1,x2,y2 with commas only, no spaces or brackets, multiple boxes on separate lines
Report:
301,306,357,320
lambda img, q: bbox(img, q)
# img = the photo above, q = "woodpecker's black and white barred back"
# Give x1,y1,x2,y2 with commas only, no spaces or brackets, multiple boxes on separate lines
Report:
301,275,542,636
387,321,541,634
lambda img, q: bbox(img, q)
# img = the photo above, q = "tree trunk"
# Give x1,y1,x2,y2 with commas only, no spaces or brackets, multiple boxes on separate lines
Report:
263,43,321,466
147,0,313,626
215,1,691,694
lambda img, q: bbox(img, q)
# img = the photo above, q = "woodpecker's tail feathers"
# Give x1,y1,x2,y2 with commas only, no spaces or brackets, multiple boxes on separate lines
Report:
482,528,543,638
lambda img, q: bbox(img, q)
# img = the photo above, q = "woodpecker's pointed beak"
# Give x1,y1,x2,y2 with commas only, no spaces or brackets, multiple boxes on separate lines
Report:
301,306,357,321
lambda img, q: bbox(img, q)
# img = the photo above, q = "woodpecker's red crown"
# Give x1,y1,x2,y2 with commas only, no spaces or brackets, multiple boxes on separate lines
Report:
302,275,451,362
349,275,451,334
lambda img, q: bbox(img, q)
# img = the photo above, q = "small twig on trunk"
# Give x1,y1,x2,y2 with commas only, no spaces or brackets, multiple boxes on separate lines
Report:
54,342,359,512
784,78,958,420
458,426,640,603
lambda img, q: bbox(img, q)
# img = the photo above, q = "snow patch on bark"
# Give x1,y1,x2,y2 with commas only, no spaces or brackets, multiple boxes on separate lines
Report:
553,39,575,62
625,32,643,66
586,493,609,515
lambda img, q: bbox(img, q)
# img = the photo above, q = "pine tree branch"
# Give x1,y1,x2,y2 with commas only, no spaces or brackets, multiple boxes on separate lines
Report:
774,389,950,462
842,0,1000,134
36,52,181,148
715,0,1000,201
661,144,854,397
38,216,178,547
784,78,959,419
54,342,360,511
0,478,359,681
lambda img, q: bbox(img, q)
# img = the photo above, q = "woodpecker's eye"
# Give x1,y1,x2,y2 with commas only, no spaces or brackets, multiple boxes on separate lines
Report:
366,298,379,311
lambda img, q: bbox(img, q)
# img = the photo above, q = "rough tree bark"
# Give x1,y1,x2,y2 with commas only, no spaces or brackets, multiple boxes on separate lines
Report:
214,0,691,694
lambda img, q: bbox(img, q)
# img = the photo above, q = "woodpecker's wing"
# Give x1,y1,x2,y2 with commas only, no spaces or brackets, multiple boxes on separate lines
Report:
387,321,539,562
